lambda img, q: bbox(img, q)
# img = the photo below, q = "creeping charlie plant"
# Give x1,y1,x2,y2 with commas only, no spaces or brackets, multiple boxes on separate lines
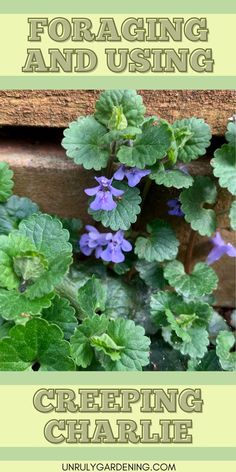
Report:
0,90,235,372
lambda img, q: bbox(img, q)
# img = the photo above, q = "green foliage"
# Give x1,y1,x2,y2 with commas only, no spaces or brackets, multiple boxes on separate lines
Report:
229,201,236,230
0,318,75,371
89,182,141,230
62,116,110,170
172,117,211,162
117,121,172,169
77,276,107,318
211,144,236,195
164,261,218,298
41,295,77,340
135,260,165,290
180,176,217,236
0,162,14,202
225,121,236,146
95,89,146,128
216,331,236,371
135,219,179,262
150,163,193,189
0,195,39,235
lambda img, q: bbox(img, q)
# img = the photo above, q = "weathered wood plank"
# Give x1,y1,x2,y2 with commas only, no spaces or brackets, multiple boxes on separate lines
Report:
0,90,235,135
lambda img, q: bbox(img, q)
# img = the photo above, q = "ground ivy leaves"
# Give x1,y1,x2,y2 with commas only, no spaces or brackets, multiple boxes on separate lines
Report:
95,89,146,128
17,214,73,299
62,116,110,171
172,117,211,163
229,201,236,230
0,318,75,371
216,331,236,371
117,121,172,169
89,182,141,231
150,163,193,189
135,219,179,263
77,276,107,319
225,121,236,146
211,144,236,195
180,176,217,236
41,295,78,340
164,261,218,298
0,195,40,235
0,162,14,202
0,289,54,322
135,260,165,290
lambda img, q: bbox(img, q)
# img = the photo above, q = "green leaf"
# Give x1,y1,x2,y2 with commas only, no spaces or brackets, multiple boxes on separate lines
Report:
89,182,141,230
41,295,77,340
62,116,110,170
211,144,236,195
135,260,165,290
70,314,109,368
18,214,73,299
91,333,124,361
163,325,209,359
77,276,107,318
0,318,75,371
0,318,14,339
95,89,146,128
100,318,150,371
172,118,211,163
117,121,172,169
60,217,82,251
150,291,180,327
180,176,217,236
0,162,14,202
135,219,179,262
108,105,128,130
225,122,236,146
164,261,218,298
0,289,54,322
208,311,229,345
150,163,193,189
216,331,236,371
188,351,222,371
0,195,39,236
229,201,236,230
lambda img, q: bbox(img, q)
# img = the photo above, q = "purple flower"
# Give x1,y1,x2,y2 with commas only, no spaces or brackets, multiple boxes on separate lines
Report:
79,225,107,258
206,232,236,265
167,199,184,217
101,230,132,263
114,165,151,187
85,176,124,211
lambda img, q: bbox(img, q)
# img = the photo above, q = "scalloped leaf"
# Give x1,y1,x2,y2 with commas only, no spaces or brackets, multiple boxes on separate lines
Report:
150,163,193,189
41,295,77,340
62,116,110,170
0,162,14,202
180,176,217,236
89,182,141,231
117,121,172,169
163,325,209,359
216,331,236,371
100,318,151,371
71,314,109,368
225,122,236,146
0,289,54,322
17,214,73,299
77,276,107,319
164,261,218,298
211,144,236,195
135,219,179,263
172,117,211,163
0,195,39,235
0,318,75,371
95,89,146,128
135,260,165,290
229,201,236,230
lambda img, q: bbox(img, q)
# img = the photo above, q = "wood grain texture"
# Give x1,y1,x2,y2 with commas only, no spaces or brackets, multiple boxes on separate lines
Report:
0,90,235,134
0,140,235,307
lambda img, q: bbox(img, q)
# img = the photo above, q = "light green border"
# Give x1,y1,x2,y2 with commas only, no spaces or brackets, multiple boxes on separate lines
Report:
0,77,235,90
0,372,235,385
1,0,236,13
0,447,235,461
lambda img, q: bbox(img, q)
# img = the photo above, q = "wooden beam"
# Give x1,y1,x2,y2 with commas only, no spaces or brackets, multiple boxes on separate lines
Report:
0,90,235,135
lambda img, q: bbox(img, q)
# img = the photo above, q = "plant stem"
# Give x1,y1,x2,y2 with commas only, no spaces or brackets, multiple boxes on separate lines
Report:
184,229,197,274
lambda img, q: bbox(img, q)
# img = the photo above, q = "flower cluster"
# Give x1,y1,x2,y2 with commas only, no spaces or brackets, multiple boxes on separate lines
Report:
80,226,132,263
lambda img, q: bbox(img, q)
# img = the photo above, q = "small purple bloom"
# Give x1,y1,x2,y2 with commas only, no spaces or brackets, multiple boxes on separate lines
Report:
85,176,124,211
167,199,184,217
101,230,132,263
206,232,236,265
114,165,151,187
80,225,107,258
